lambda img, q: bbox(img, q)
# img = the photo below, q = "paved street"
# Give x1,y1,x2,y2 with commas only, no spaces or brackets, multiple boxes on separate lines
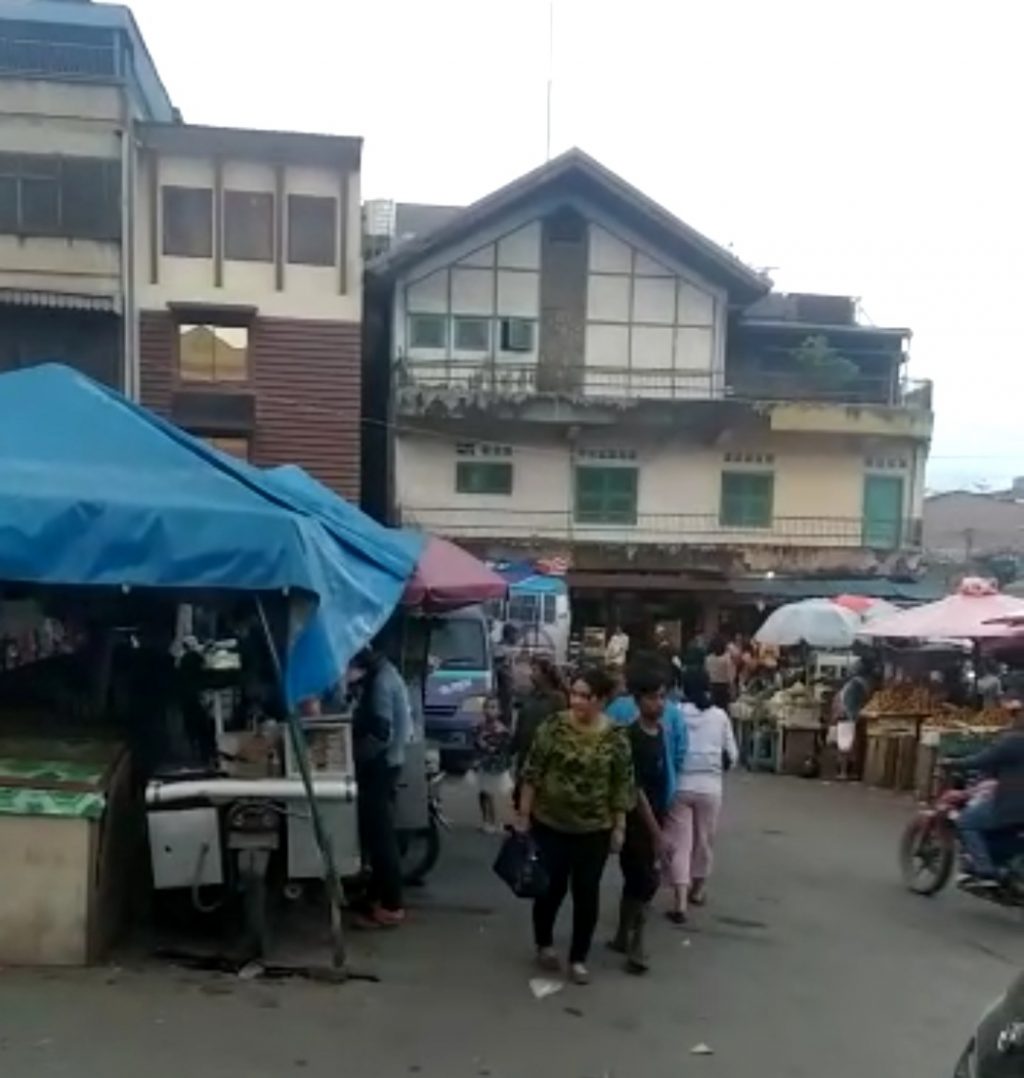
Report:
0,775,1020,1078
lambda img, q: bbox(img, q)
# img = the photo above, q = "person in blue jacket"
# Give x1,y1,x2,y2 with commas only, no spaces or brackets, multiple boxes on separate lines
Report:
606,657,687,972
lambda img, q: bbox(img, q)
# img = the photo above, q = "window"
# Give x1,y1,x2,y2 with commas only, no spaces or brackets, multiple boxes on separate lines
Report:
454,316,490,352
500,317,534,353
178,324,249,383
456,461,513,495
0,154,119,239
720,472,774,528
409,313,446,350
287,194,336,266
163,186,213,258
508,593,541,624
225,190,273,262
575,466,638,525
427,616,487,671
203,435,250,461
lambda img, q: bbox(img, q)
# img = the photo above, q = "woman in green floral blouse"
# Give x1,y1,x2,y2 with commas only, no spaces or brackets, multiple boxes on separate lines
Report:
516,666,634,984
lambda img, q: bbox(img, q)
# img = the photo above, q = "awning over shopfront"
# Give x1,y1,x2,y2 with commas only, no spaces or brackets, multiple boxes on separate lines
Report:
732,577,945,603
0,364,418,705
0,288,118,313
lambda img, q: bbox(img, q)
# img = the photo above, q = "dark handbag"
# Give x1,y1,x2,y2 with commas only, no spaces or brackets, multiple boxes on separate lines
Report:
493,830,549,899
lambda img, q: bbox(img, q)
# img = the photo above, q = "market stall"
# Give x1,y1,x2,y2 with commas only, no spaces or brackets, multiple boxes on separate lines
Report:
0,364,420,967
858,578,1024,795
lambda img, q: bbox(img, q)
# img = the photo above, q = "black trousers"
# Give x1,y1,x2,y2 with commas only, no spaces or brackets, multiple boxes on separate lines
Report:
356,758,403,912
619,816,660,903
531,821,611,963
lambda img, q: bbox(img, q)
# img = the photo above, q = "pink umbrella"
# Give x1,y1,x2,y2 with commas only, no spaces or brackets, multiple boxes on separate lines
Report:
833,594,878,614
402,535,507,612
860,577,1024,640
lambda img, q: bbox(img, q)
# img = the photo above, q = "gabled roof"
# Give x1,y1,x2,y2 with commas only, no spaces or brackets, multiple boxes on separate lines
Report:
369,148,770,303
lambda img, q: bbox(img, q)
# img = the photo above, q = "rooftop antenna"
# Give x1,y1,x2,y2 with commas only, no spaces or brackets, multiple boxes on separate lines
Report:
545,0,554,159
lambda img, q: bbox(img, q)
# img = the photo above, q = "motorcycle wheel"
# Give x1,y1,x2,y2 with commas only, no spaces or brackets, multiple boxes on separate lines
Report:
398,819,441,885
900,814,955,896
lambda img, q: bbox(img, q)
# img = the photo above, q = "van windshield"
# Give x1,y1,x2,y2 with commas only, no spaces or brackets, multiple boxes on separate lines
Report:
430,618,487,671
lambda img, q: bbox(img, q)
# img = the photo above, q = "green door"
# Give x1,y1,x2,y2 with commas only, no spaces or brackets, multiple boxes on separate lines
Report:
862,475,904,548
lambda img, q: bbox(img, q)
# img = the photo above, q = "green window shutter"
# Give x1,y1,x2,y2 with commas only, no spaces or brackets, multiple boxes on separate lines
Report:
720,472,773,528
574,466,638,525
455,461,513,495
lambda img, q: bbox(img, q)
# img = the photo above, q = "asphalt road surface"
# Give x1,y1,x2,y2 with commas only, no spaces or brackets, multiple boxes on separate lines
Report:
0,774,1020,1078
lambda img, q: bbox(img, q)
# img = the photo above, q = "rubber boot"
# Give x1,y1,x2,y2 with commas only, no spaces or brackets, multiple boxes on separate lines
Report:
625,903,648,974
625,903,649,974
607,895,631,954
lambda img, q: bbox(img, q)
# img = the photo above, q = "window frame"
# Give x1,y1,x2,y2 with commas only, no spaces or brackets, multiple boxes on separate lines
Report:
177,322,251,384
0,153,119,240
286,193,337,267
409,313,447,350
224,189,274,263
163,185,214,259
574,465,638,526
719,470,774,529
455,460,513,496
453,315,491,352
500,317,535,353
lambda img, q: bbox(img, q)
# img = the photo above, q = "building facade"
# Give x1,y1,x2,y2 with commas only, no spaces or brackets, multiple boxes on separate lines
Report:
365,151,934,634
0,2,364,497
134,123,363,496
0,0,173,391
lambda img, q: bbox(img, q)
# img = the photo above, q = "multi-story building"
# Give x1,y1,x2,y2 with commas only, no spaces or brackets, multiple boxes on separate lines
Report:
0,2,364,496
134,122,363,496
364,150,934,634
0,0,173,392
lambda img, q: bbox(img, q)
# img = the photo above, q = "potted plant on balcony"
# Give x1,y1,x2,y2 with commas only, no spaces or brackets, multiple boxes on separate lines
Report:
791,335,860,396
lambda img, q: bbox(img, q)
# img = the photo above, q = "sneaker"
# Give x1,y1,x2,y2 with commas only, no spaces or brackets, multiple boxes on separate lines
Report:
666,909,688,926
569,962,590,985
535,947,561,973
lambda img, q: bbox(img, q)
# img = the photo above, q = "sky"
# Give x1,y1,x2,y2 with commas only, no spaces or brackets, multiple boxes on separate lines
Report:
127,0,1024,492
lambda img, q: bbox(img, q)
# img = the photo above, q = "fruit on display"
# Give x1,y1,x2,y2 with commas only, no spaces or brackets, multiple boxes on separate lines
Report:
924,705,1011,731
864,682,945,716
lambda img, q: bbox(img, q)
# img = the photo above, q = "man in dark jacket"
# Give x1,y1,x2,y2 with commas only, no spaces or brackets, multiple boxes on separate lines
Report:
950,703,1024,880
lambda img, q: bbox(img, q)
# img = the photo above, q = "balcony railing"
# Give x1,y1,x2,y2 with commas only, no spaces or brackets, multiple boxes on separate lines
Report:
401,507,923,551
397,359,932,410
0,37,119,81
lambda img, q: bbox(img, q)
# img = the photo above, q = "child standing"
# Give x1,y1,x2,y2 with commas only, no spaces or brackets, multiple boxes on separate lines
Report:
475,696,512,833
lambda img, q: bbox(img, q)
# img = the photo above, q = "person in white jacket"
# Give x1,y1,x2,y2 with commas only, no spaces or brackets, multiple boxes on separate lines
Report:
663,668,738,923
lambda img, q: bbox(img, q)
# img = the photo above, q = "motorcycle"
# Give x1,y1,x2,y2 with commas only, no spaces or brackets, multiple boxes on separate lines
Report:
899,772,1024,907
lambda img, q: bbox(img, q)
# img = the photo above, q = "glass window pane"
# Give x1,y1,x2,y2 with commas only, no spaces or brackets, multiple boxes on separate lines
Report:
20,176,59,232
163,186,213,257
225,190,274,262
410,314,446,350
178,324,216,381
455,461,512,495
178,324,249,383
212,325,249,382
454,316,490,351
287,194,336,266
574,466,637,524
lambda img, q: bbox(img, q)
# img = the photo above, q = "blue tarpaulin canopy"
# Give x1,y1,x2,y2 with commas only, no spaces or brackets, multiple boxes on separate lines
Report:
0,364,419,705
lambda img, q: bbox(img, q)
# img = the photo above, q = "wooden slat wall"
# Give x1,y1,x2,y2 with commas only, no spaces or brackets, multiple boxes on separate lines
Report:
138,311,361,499
250,317,361,499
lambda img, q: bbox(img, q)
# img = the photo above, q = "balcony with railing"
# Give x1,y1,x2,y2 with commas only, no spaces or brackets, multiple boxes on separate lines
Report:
396,358,932,411
400,507,923,551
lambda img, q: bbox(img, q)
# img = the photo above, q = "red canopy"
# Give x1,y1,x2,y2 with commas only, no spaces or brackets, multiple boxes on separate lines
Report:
402,536,507,612
860,577,1024,640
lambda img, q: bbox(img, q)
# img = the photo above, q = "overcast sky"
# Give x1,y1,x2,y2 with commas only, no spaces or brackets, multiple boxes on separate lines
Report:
128,0,1023,492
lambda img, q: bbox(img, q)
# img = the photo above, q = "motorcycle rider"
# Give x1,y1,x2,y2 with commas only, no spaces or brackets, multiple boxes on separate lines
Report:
946,700,1024,884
